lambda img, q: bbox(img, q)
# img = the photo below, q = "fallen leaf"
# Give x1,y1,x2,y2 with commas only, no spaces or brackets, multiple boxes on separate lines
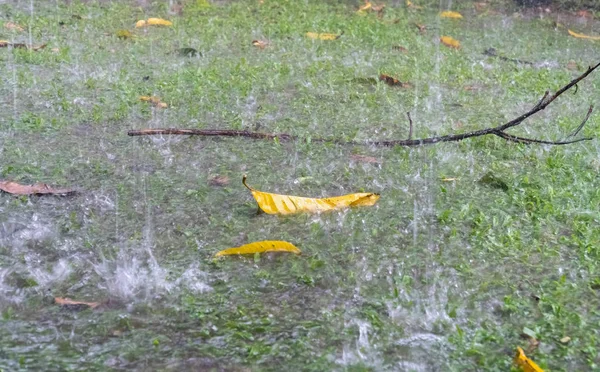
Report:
306,31,342,40
406,0,423,10
379,74,412,88
252,40,268,49
392,45,408,52
473,2,488,11
243,175,379,215
4,22,24,32
0,41,46,50
520,329,540,353
566,60,578,70
441,177,458,182
51,47,60,53
215,240,300,257
560,336,571,344
148,17,173,26
55,297,100,309
139,96,168,108
116,29,133,39
357,1,372,13
0,181,76,196
178,47,200,57
350,154,381,164
440,35,460,49
372,3,385,12
576,10,593,19
209,175,230,186
514,347,544,372
567,29,600,41
440,10,463,19
136,18,172,28
414,23,427,33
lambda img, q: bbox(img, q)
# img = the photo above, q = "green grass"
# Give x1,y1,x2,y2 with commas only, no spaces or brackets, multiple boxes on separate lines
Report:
0,0,599,371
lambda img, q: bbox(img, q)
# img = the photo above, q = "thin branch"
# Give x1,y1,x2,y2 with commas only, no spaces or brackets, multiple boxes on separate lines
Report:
567,105,593,138
128,62,600,147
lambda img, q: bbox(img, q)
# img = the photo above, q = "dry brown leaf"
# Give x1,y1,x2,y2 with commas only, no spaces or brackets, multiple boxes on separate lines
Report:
209,175,230,186
379,74,412,88
4,22,25,32
474,2,488,11
252,40,268,49
414,23,427,33
55,297,100,309
140,96,168,108
576,10,594,19
440,35,460,49
0,41,46,50
372,3,385,12
350,154,382,164
392,45,408,53
566,60,578,70
0,181,76,196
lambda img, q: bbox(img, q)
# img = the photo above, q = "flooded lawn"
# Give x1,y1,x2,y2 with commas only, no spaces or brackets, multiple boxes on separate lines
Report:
1,1,599,370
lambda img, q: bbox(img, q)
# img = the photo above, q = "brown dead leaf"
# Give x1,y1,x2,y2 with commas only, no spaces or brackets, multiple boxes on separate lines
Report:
350,154,382,164
5,22,25,32
576,10,593,19
392,45,408,53
0,41,46,50
379,74,412,88
0,181,76,196
252,40,268,49
373,4,385,12
473,2,488,11
566,60,578,70
209,175,230,187
55,297,100,309
414,23,427,33
140,96,168,108
519,332,540,353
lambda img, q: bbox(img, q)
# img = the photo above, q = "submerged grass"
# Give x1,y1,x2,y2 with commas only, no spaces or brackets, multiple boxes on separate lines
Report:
0,0,599,370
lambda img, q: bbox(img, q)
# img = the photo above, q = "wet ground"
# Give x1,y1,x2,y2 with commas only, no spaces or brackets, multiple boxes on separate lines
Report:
1,1,599,371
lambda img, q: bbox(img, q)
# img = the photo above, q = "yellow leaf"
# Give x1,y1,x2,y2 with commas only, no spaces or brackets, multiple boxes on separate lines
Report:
406,0,422,9
136,18,172,28
568,29,600,41
514,347,544,372
306,32,342,41
440,35,460,49
243,175,379,215
358,1,372,12
215,240,301,257
440,10,463,19
116,29,133,39
140,96,168,108
147,18,173,26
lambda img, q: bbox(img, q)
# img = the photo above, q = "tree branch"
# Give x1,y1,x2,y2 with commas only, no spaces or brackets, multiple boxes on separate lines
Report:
128,62,600,147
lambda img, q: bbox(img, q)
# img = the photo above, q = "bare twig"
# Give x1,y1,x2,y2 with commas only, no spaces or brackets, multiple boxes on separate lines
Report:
128,62,600,147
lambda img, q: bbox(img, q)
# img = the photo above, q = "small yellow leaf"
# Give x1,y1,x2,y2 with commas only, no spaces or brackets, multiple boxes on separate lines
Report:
147,18,173,26
440,35,460,49
357,1,372,13
116,30,133,39
4,22,24,32
135,20,147,28
215,240,300,257
568,29,600,41
440,10,463,19
560,336,571,344
306,32,342,41
243,175,379,215
514,347,544,372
